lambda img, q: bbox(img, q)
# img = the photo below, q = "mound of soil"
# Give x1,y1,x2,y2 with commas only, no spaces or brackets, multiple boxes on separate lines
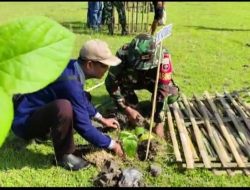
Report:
93,160,145,187
149,163,162,177
104,108,150,129
118,168,145,187
93,160,122,187
137,139,159,161
104,109,129,129
75,144,121,169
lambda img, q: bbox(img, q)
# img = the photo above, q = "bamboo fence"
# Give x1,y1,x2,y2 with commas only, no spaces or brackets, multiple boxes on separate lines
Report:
167,90,250,176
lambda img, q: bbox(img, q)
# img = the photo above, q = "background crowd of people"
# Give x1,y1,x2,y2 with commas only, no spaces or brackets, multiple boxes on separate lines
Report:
87,1,166,35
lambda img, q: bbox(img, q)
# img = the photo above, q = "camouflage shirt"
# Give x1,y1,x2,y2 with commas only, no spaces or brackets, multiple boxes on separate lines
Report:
105,43,177,123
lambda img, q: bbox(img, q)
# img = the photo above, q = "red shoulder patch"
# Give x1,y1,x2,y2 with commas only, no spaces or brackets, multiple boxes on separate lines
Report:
159,53,173,84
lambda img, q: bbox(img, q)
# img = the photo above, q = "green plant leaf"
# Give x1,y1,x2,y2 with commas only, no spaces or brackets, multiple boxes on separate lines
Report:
0,16,75,147
122,138,138,158
126,134,138,141
119,130,138,158
134,127,145,137
0,88,13,146
0,16,75,95
119,131,133,140
139,132,154,142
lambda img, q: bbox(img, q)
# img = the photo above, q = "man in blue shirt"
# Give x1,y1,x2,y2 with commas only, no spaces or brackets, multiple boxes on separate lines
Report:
12,39,124,171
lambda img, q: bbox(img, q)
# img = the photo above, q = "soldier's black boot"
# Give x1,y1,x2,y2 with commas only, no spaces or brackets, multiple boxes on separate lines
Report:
121,29,128,36
121,22,128,35
108,24,114,35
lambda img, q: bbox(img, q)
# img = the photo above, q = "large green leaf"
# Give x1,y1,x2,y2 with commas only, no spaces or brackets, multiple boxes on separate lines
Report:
119,131,138,158
122,138,138,158
0,16,75,94
119,131,133,140
139,132,154,142
134,127,145,137
0,16,75,147
0,88,13,146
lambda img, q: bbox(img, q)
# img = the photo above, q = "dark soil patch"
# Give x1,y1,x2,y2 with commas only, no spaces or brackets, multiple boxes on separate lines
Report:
93,160,145,187
137,139,160,161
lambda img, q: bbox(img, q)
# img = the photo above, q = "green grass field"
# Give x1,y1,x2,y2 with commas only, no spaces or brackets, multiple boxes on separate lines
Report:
0,2,250,187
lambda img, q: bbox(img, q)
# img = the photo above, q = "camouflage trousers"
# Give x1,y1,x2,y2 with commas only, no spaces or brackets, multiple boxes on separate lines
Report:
103,1,127,34
118,79,179,123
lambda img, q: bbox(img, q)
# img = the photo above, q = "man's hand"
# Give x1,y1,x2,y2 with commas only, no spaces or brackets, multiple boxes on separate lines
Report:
112,141,125,159
100,117,120,129
125,106,144,125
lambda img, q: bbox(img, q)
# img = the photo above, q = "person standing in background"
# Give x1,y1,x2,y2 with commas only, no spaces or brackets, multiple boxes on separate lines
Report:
150,1,165,35
87,1,104,31
103,1,128,35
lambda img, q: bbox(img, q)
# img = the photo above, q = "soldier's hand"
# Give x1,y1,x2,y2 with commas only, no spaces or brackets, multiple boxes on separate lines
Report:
112,141,125,159
101,117,120,129
125,106,144,125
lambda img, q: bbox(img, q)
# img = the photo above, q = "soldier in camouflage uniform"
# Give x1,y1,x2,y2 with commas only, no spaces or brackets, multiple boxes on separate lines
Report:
105,33,179,138
103,1,128,35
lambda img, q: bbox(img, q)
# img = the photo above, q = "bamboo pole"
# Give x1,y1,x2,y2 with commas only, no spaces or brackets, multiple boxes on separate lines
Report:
186,127,200,161
227,123,249,162
233,133,250,158
194,94,231,167
189,101,203,118
204,114,231,156
126,2,130,34
131,2,135,33
217,92,250,149
146,2,149,32
117,5,120,32
203,99,214,118
224,124,250,175
200,126,217,159
199,100,214,119
212,169,228,175
185,117,245,127
166,105,182,162
172,102,194,168
205,91,245,168
145,42,163,160
244,169,250,176
182,93,211,168
213,122,231,156
141,2,144,32
86,82,104,92
225,91,250,131
135,2,139,32
200,126,209,140
178,101,189,118
200,106,236,159
232,94,250,116
182,162,250,168
236,96,250,112
176,102,200,160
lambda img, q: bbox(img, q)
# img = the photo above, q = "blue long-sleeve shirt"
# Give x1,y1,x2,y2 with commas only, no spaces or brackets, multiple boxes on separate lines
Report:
12,59,112,149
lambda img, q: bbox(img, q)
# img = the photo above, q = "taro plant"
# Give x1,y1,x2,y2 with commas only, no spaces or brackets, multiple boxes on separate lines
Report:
119,127,154,158
0,16,75,146
119,131,138,158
